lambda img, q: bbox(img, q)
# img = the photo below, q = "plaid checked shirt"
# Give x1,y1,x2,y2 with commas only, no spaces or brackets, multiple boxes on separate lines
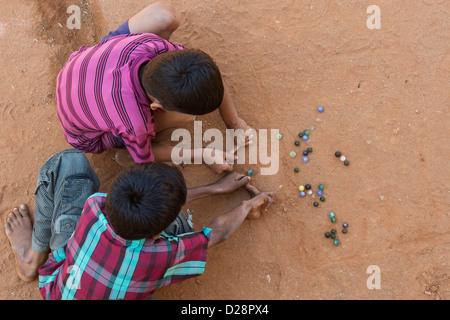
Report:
38,193,211,300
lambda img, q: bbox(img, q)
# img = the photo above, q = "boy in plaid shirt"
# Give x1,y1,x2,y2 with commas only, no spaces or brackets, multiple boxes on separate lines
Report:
4,149,274,299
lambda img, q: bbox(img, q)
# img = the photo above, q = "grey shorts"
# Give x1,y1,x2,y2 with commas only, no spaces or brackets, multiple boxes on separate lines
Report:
32,149,194,253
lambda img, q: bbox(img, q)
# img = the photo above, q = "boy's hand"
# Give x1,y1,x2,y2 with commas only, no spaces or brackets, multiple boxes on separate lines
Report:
212,172,251,194
229,118,255,148
243,187,275,220
203,148,236,174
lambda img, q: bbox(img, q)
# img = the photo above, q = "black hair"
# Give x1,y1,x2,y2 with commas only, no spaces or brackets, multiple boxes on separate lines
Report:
142,49,224,115
105,162,187,240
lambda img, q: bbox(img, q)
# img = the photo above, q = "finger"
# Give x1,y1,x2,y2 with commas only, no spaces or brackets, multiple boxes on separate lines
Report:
264,193,275,211
236,176,251,187
245,184,261,196
233,172,246,180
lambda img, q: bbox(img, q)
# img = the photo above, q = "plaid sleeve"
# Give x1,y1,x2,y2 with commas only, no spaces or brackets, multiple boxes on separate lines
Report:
158,227,211,287
38,247,67,300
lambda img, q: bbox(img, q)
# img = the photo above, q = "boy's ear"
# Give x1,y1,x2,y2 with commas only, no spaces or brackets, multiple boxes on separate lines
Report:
150,101,165,111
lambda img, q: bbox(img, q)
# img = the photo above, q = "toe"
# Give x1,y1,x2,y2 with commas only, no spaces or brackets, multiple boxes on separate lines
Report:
5,221,12,233
19,205,30,218
8,211,17,221
13,207,22,218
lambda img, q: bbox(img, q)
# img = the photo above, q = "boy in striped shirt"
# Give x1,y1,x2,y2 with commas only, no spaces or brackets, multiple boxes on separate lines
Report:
4,149,274,299
56,2,253,174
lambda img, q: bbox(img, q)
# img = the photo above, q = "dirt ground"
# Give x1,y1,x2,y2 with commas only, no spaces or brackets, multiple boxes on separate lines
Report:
0,0,448,300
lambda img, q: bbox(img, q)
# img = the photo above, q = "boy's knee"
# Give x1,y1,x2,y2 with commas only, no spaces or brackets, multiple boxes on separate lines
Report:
148,1,180,33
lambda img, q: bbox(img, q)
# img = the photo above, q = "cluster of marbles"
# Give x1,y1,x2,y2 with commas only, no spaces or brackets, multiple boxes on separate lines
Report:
325,212,349,246
335,151,350,166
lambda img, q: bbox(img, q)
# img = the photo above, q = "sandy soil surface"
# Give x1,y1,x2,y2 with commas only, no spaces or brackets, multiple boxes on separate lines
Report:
0,0,448,300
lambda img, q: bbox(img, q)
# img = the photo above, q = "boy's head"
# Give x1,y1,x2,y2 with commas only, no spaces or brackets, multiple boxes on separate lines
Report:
142,49,224,115
105,162,187,240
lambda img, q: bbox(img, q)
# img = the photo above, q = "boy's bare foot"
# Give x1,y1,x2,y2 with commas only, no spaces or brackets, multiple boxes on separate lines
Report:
5,205,47,282
114,149,136,168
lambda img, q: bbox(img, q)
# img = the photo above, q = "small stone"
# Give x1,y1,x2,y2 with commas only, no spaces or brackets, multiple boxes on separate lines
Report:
290,151,297,158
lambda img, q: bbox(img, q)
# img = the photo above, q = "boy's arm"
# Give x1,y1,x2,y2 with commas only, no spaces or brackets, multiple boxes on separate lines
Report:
218,83,244,129
218,83,254,146
186,172,251,203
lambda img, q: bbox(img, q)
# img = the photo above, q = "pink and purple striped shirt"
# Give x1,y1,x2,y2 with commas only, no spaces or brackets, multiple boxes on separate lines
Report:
55,33,185,163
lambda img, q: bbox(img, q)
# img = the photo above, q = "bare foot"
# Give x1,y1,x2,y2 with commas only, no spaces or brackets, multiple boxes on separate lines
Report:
245,184,262,220
114,149,136,168
5,205,47,282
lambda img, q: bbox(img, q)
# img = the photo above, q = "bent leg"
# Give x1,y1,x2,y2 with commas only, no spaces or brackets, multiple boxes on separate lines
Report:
128,1,181,39
5,149,100,282
33,149,100,254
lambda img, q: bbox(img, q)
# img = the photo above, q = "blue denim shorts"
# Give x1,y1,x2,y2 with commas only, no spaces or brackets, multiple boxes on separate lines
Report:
102,20,130,42
32,149,100,253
